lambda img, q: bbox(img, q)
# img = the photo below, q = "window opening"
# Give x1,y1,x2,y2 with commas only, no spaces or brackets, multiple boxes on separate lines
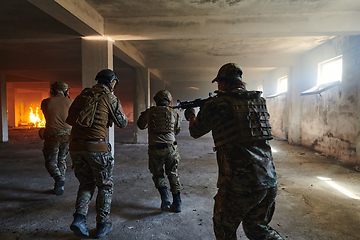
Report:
277,76,287,94
318,55,342,85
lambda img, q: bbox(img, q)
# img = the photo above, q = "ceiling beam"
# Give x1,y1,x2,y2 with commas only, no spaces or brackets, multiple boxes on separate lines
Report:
28,0,103,36
113,41,146,69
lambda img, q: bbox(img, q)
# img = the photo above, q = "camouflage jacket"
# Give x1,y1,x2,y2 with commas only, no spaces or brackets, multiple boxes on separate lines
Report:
189,87,277,191
68,84,128,140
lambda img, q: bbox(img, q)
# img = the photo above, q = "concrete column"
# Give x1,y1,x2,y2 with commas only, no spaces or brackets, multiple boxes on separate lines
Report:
6,83,15,127
81,39,115,155
357,72,360,171
150,78,166,105
0,72,8,142
133,67,150,143
287,65,302,145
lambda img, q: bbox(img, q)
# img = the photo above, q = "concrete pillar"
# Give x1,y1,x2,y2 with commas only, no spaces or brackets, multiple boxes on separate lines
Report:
287,65,302,145
6,83,15,127
0,72,8,142
357,71,360,171
133,67,150,143
81,38,115,155
150,78,166,106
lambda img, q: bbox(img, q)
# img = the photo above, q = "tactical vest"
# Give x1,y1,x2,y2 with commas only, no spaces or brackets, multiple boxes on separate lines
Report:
147,106,175,134
67,87,111,139
212,94,273,147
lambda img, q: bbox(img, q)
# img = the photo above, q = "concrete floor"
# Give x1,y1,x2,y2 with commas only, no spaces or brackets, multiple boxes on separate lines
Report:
1,122,360,240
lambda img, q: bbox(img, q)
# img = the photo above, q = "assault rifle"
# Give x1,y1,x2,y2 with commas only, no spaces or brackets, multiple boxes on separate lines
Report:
172,93,213,109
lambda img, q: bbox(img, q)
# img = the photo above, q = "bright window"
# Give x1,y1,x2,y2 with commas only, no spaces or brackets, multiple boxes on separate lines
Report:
277,76,288,94
318,56,342,85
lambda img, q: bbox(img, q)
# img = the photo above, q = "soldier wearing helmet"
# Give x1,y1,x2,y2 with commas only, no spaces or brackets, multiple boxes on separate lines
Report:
40,81,73,196
66,69,128,238
137,89,182,213
184,63,283,240
50,81,70,97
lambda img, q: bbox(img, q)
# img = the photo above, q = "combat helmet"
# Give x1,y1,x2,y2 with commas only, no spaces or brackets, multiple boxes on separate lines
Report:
50,81,70,96
154,90,172,104
212,63,243,83
95,69,119,88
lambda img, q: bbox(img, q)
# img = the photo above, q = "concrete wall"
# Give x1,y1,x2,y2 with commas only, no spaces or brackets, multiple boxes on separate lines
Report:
267,94,288,140
301,85,357,164
266,67,291,139
266,35,360,166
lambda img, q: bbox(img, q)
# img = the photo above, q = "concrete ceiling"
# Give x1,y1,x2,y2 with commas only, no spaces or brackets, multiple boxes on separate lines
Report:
1,0,360,97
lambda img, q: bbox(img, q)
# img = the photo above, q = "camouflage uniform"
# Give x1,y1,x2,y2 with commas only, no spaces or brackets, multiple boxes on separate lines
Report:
137,106,181,192
70,151,114,222
41,91,73,184
137,90,182,212
42,128,71,179
67,83,128,224
148,145,181,192
188,72,283,239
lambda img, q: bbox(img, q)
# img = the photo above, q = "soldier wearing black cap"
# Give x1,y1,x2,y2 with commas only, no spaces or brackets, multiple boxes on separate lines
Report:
184,63,283,240
41,81,73,196
66,69,128,238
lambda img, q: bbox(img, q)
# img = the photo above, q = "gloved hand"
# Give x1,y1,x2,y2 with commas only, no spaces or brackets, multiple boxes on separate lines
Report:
184,108,196,121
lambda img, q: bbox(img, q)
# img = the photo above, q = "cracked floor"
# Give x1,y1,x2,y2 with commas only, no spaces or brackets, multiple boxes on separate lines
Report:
0,122,359,240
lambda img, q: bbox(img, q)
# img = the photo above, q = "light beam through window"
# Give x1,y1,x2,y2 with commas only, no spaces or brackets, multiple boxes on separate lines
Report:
317,176,360,199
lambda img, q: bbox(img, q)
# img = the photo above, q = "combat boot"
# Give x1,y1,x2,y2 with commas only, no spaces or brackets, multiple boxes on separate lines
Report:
70,213,89,237
170,192,182,213
95,222,113,238
54,176,65,196
158,186,171,211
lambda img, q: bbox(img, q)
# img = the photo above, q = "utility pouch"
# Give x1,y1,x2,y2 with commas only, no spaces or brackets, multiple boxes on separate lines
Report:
67,88,107,127
38,128,45,140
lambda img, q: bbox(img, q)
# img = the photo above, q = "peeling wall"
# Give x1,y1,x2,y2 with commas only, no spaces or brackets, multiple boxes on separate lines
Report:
265,67,291,140
267,94,288,140
301,86,357,164
267,35,360,166
301,36,360,165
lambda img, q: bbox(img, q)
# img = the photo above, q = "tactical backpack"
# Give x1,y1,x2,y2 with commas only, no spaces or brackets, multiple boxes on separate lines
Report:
66,88,108,127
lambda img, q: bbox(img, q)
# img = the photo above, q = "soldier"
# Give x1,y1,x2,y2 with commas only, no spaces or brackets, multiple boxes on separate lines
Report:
41,81,73,196
137,90,182,213
66,69,128,238
184,63,283,240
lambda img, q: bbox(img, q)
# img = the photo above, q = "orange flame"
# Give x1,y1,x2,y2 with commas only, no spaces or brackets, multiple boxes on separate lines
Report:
29,107,46,128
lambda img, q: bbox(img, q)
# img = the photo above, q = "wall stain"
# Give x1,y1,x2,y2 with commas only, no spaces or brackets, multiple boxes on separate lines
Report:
192,0,244,6
311,139,319,149
348,95,355,103
326,132,334,138
311,131,352,150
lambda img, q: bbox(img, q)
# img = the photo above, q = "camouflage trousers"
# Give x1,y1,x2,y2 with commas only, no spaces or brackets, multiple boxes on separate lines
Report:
42,138,70,179
213,186,283,240
70,151,114,223
148,144,181,193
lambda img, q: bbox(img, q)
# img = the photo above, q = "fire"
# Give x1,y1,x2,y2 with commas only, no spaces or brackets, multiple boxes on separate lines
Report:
29,107,46,128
